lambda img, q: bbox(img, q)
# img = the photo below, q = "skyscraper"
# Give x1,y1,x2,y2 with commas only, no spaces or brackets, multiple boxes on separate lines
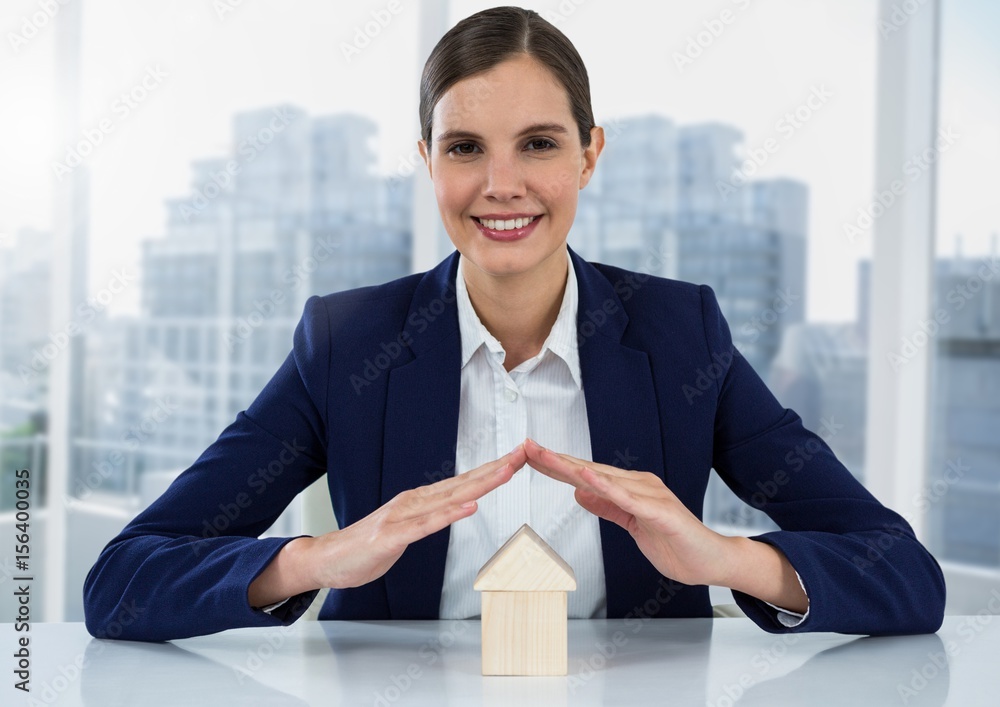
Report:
77,106,412,508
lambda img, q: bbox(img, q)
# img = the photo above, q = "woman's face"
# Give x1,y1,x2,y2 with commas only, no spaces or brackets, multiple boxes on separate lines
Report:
418,53,604,281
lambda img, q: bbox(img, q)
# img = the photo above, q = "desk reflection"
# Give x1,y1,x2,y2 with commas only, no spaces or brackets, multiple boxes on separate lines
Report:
72,619,953,707
322,618,714,706
80,636,308,706
722,632,949,707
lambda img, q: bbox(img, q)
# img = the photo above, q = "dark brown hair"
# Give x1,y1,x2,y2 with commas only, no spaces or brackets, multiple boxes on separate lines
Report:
419,6,595,149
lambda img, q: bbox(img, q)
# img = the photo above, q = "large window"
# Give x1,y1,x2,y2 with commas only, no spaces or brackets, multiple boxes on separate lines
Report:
0,0,994,622
926,0,1000,568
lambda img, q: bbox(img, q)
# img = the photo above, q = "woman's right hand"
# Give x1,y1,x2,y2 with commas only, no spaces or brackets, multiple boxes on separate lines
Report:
305,443,529,591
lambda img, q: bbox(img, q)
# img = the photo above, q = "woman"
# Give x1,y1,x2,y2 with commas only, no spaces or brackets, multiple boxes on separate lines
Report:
83,6,945,642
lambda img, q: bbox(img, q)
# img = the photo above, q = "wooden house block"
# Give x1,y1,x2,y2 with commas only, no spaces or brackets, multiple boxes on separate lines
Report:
474,523,576,676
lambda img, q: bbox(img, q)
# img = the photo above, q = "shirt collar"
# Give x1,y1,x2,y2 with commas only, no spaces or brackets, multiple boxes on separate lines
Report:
455,247,582,389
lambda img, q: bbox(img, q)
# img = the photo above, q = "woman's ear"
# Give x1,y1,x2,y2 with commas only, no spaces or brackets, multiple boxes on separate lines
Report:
417,139,433,179
579,126,605,190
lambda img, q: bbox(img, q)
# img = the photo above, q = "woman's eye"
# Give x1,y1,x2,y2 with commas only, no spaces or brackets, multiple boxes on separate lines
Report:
527,138,556,151
447,142,478,155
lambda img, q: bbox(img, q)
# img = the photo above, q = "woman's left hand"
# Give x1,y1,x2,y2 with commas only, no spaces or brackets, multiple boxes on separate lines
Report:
522,437,735,588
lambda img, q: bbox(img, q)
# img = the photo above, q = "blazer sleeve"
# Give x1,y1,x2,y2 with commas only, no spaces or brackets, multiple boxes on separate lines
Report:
83,296,332,642
698,284,946,635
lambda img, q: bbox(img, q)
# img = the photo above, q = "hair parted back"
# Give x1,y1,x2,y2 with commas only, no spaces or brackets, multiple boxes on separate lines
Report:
419,6,595,149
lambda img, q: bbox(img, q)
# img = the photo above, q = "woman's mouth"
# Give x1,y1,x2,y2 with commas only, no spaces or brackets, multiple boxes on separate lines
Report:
472,214,542,242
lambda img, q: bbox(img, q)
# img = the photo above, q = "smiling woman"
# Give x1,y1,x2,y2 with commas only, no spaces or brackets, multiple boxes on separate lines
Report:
82,5,946,642
417,50,604,367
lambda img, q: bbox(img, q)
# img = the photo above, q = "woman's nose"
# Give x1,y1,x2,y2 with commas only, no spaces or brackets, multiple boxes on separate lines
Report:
482,153,527,200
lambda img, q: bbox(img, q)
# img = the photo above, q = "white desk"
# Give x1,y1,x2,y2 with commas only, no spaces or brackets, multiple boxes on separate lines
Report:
2,617,996,706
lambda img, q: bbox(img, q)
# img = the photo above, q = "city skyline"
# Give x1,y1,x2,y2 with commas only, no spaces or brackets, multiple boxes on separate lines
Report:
0,0,913,324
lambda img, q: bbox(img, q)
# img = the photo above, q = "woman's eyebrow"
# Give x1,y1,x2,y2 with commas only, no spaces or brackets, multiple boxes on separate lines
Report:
435,122,570,144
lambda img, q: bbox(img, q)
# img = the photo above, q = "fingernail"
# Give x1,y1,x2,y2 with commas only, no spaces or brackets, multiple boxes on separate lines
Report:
528,438,545,451
509,442,523,455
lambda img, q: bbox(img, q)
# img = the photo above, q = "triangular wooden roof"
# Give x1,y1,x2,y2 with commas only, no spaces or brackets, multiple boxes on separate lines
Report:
473,523,577,591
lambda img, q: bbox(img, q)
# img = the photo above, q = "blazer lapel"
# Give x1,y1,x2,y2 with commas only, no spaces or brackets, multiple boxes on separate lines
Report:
569,246,669,618
381,250,463,619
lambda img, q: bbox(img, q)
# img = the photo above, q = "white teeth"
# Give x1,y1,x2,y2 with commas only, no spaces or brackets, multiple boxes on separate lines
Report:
477,215,537,231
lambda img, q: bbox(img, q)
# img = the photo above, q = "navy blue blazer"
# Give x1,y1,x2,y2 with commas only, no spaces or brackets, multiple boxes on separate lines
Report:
83,245,946,642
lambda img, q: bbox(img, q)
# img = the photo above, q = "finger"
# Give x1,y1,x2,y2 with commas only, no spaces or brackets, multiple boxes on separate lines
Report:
400,446,527,513
552,451,634,478
523,439,634,479
420,444,526,496
527,447,670,506
527,457,589,488
574,488,633,530
577,466,669,499
392,497,483,546
573,465,664,520
526,448,647,494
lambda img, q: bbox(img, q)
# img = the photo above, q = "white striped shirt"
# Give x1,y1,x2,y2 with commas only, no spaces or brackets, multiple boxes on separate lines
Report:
439,246,608,620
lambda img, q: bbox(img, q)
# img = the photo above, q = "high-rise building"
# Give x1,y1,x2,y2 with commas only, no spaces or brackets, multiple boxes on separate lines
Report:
727,250,1000,557
925,254,1000,566
676,123,744,228
580,119,808,374
576,115,677,272
77,106,412,505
